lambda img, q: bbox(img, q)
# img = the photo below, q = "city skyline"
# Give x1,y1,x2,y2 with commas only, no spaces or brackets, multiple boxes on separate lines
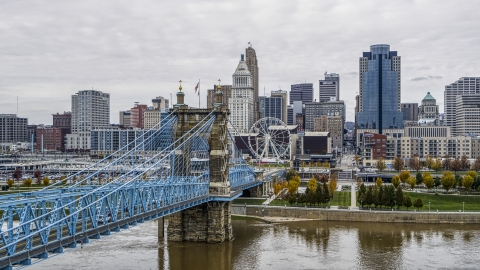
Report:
1,1,479,125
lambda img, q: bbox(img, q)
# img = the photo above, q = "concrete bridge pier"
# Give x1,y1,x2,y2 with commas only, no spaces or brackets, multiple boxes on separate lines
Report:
167,202,233,243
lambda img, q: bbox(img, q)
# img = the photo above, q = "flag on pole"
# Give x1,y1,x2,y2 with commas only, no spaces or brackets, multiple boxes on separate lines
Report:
195,82,199,93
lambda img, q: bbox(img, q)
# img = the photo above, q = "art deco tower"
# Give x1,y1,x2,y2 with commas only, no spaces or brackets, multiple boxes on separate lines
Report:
229,54,254,133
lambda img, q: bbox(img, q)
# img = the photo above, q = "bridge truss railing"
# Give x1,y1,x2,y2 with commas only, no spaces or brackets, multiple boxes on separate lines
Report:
0,112,217,266
227,130,255,189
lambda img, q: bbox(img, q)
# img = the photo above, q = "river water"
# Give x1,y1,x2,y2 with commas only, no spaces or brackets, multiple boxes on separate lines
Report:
33,219,480,270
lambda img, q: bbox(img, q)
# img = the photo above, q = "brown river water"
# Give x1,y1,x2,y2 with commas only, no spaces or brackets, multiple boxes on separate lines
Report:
32,218,480,270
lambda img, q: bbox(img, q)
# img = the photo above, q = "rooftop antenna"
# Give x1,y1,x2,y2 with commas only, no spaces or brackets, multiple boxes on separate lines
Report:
16,93,18,116
264,86,265,96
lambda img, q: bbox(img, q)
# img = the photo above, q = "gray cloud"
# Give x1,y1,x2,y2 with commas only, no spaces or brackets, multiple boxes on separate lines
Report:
411,76,443,81
0,0,479,123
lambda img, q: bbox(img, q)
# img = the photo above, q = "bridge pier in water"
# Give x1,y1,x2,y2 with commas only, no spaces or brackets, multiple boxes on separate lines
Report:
167,84,234,243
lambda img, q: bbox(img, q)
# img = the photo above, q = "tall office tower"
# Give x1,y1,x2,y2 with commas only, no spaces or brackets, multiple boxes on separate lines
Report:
67,90,110,150
271,90,288,123
207,85,232,109
0,114,28,143
259,96,283,120
245,45,259,122
357,44,403,133
456,95,480,136
290,83,314,104
287,105,294,125
444,77,480,135
229,54,254,133
418,92,439,126
401,103,419,125
319,73,340,102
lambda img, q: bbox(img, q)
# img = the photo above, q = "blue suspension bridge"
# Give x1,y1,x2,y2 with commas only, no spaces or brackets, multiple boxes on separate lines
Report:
0,86,285,269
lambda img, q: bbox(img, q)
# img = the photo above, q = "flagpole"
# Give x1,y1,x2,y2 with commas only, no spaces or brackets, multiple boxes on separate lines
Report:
198,79,200,108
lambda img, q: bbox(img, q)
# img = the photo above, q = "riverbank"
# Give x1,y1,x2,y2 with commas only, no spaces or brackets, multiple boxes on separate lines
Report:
232,205,480,224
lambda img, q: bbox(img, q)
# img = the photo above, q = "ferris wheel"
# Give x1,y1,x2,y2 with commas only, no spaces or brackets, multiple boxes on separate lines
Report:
248,117,291,161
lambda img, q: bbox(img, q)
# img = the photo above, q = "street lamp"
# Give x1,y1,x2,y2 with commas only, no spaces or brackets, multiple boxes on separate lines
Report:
463,202,465,212
428,202,431,212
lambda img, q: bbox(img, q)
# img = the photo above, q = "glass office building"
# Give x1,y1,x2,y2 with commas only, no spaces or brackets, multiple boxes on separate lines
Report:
357,44,403,133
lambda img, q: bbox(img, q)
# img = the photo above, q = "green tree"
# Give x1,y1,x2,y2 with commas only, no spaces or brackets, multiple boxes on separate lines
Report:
408,176,416,190
403,194,412,210
376,158,386,172
391,175,400,189
415,172,423,185
375,177,383,187
374,186,382,208
432,158,443,172
413,198,424,210
365,186,374,207
463,175,474,194
357,183,367,207
383,185,395,208
399,171,410,186
433,177,441,190
441,171,455,193
393,157,404,172
395,186,404,209
24,178,32,189
423,174,434,190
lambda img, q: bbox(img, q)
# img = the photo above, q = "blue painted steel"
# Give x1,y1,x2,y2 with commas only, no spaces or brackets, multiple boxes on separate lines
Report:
0,109,283,268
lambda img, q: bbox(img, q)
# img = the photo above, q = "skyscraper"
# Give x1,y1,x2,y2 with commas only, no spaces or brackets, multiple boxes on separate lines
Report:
66,90,110,150
401,103,418,121
357,44,403,133
271,90,288,123
290,83,314,104
444,77,480,135
319,73,340,102
229,54,254,133
245,45,259,122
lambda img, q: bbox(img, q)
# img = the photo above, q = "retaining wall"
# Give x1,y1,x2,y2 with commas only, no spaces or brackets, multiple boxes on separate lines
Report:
232,205,480,224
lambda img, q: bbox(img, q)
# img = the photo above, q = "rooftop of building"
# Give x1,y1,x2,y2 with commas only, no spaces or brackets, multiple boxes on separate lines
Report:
423,92,436,101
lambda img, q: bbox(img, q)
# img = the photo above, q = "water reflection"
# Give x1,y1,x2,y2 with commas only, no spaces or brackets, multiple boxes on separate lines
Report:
160,220,480,270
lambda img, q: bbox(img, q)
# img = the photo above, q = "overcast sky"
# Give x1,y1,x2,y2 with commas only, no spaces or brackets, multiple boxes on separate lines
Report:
1,0,479,125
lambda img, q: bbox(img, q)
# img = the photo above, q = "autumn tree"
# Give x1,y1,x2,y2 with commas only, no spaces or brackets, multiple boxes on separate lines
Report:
461,155,470,170
24,178,32,189
391,175,400,189
473,157,480,172
323,161,330,168
42,176,50,186
423,173,434,191
7,179,14,188
425,155,433,171
328,178,337,199
286,168,299,181
393,157,404,172
441,171,455,193
288,176,301,194
450,157,462,176
463,175,474,194
432,158,443,172
307,177,317,193
410,156,422,172
408,176,416,190
375,177,383,187
399,171,410,186
34,170,42,185
442,155,451,170
376,158,386,172
12,168,22,181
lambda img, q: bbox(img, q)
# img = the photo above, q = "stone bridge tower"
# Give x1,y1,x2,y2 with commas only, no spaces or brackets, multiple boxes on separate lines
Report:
167,80,234,243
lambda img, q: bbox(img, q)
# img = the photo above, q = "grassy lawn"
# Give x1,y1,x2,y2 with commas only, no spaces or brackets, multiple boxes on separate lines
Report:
403,192,480,211
232,198,266,205
268,191,351,207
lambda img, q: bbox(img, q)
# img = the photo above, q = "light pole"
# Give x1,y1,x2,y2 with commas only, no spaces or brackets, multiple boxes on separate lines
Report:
428,202,431,212
463,202,465,212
